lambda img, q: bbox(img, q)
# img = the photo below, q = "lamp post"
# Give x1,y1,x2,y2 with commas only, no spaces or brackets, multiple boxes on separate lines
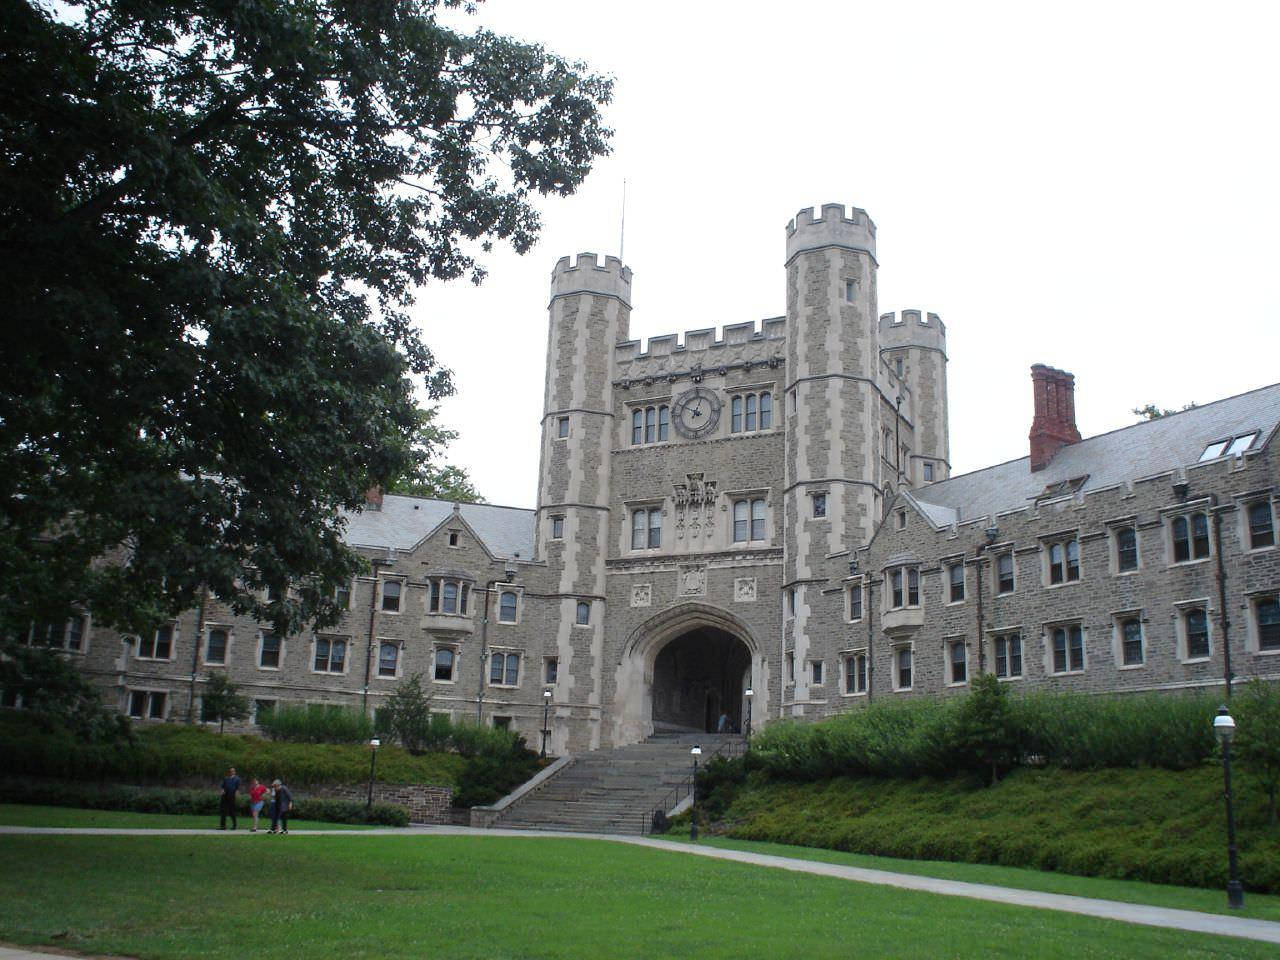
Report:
541,689,552,758
476,560,518,725
744,687,754,741
1214,706,1245,909
690,744,702,842
366,738,381,810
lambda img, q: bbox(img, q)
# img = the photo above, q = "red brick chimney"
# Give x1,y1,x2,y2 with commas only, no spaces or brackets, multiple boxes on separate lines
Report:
1029,364,1081,472
365,485,384,511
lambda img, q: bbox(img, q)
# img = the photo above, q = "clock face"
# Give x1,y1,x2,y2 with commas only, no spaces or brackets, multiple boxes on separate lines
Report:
672,386,722,439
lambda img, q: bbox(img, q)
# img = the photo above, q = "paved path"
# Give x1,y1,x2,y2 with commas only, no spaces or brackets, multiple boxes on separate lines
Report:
4,825,1280,947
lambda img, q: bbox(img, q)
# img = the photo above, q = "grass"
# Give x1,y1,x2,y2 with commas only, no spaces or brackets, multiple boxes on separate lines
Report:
2,833,1277,959
665,833,1280,923
0,803,383,831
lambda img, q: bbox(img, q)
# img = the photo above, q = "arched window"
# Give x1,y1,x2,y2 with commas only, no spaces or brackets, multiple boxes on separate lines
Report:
745,393,757,431
442,581,458,614
631,509,647,550
381,580,402,612
490,651,520,686
759,392,772,429
631,409,643,445
732,500,748,542
731,396,743,433
750,498,766,540
631,405,670,445
576,601,590,625
378,641,399,678
645,406,656,443
498,591,518,623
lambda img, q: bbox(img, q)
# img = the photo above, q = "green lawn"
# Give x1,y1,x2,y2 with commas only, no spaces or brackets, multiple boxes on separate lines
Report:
0,803,382,831
667,833,1280,923
2,834,1276,959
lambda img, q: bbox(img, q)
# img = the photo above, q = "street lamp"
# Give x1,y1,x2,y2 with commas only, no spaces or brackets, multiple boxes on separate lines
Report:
366,738,381,810
1213,706,1245,909
690,744,702,842
744,687,754,740
476,559,518,725
541,689,552,758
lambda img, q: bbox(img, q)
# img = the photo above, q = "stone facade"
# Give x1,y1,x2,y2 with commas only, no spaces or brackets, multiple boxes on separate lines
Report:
44,202,1280,752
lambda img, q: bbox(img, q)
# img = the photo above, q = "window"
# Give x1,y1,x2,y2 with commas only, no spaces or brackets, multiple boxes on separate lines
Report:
259,633,281,669
923,462,934,482
994,633,1022,679
731,498,767,542
846,583,863,622
127,690,166,720
1253,595,1280,652
493,715,512,730
1248,501,1275,549
381,580,402,612
313,636,347,673
787,588,796,618
844,653,868,694
947,563,965,603
730,392,772,433
895,646,913,690
631,507,662,550
266,584,284,603
448,531,460,547
1180,607,1210,660
996,553,1015,594
551,516,564,540
889,568,920,609
576,601,591,626
545,657,559,685
378,641,400,678
1200,432,1258,461
334,580,351,610
949,640,968,684
205,628,228,665
28,616,87,652
1047,538,1081,584
557,416,569,439
137,625,173,660
434,648,455,682
1115,526,1138,572
489,651,521,686
1051,624,1084,674
498,591,519,624
896,510,907,530
631,405,669,444
844,278,857,302
809,660,824,685
894,357,904,378
786,651,795,683
427,578,470,615
1170,512,1210,563
1118,616,1144,666
812,493,827,518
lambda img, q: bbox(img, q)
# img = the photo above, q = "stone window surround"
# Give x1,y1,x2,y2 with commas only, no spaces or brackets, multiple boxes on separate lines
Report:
624,500,665,554
488,647,523,688
202,623,232,667
426,576,472,617
808,659,824,686
1044,620,1086,676
989,628,1024,681
624,392,672,445
893,641,914,692
885,565,920,611
376,638,402,679
1102,516,1141,575
1110,609,1146,670
496,587,523,625
311,634,350,675
380,577,406,614
1173,598,1213,663
1245,590,1280,655
1160,501,1213,566
257,631,284,671
841,648,868,697
994,550,1016,595
126,688,168,721
810,489,828,519
1237,493,1277,552
432,644,458,684
550,515,565,540
945,636,969,686
574,599,592,627
844,577,864,623
630,401,671,445
26,614,91,655
555,415,570,440
943,556,966,605
1040,531,1082,587
544,656,559,685
135,621,177,661
728,489,771,545
729,388,775,434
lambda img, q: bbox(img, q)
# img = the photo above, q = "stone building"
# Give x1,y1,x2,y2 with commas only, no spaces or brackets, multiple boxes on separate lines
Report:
32,203,1280,753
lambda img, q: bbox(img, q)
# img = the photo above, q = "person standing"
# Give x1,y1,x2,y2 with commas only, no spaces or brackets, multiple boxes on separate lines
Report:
248,778,268,832
268,778,293,834
218,766,241,830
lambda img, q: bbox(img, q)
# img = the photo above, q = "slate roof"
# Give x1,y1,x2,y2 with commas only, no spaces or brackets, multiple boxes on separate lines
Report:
343,494,535,559
912,382,1280,526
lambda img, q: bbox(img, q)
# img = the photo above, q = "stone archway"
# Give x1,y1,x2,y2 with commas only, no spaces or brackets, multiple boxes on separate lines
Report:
612,602,762,746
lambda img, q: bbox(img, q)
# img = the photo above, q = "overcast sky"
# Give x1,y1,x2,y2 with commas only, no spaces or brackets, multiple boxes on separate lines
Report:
415,0,1280,509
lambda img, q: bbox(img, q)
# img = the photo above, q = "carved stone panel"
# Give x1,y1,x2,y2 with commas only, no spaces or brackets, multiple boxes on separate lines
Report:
631,584,652,608
734,577,757,603
677,564,707,597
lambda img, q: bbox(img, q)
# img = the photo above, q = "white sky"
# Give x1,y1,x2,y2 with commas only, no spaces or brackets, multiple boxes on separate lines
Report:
415,0,1280,509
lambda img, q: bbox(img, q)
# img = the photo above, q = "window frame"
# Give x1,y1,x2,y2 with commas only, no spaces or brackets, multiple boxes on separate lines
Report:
843,650,868,696
380,578,404,613
136,623,175,661
497,589,520,625
729,391,773,434
312,635,349,675
995,552,1015,595
887,566,920,610
433,646,457,683
845,580,864,623
1112,525,1139,574
1248,593,1280,654
377,639,401,679
126,689,167,721
1169,511,1211,565
550,515,565,540
629,505,663,552
575,600,591,626
629,403,670,445
556,415,569,439
1175,602,1213,662
946,561,966,604
812,492,827,518
1048,622,1086,675
1044,535,1081,586
1114,613,1145,668
1245,500,1276,551
544,656,559,685
993,631,1023,680
258,631,283,671
893,644,914,691
204,625,229,666
947,638,968,686
809,659,824,686
488,649,522,688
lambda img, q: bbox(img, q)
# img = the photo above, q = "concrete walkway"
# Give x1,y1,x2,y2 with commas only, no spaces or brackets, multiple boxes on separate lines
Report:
4,825,1280,947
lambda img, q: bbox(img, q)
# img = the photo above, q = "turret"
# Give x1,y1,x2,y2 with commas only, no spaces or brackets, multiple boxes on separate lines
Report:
879,310,950,484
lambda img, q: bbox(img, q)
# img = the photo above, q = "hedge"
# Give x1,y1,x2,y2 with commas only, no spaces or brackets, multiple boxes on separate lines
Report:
0,777,409,826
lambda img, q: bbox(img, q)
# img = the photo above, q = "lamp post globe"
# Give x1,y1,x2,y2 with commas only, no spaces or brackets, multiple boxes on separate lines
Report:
541,689,552,759
1214,706,1245,909
744,687,754,740
690,744,702,842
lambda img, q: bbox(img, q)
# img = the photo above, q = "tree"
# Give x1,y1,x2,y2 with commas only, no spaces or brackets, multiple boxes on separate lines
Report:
199,672,250,734
1235,679,1280,825
386,407,483,503
1133,402,1198,421
0,1,611,640
951,672,1018,786
0,643,131,743
383,672,434,754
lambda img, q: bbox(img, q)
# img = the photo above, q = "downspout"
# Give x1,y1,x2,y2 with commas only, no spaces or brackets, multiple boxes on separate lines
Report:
974,552,987,674
865,576,876,701
186,586,209,722
1209,494,1234,700
362,574,380,714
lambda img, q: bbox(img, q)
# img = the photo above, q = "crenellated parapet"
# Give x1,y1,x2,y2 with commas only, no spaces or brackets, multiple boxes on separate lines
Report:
612,318,786,386
550,252,632,305
785,203,877,265
878,309,947,353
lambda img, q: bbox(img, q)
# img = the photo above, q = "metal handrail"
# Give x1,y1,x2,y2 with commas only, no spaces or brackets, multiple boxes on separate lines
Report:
641,735,746,834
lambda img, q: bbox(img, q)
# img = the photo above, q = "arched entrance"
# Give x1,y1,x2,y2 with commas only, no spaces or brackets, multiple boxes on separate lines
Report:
612,602,763,745
651,627,751,733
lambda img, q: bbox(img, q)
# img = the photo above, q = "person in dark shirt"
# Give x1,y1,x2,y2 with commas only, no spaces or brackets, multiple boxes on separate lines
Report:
268,778,293,834
218,766,241,830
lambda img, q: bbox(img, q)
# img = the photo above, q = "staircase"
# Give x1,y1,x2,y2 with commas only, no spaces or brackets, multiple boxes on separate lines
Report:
488,732,743,835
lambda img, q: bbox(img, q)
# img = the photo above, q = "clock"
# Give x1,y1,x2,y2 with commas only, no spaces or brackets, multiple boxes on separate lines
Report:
671,385,722,440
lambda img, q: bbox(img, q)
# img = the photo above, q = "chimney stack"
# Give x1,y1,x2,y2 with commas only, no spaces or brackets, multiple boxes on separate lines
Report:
365,485,384,511
1029,364,1081,472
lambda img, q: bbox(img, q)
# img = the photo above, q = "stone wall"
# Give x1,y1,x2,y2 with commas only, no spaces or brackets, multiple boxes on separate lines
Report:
310,782,454,824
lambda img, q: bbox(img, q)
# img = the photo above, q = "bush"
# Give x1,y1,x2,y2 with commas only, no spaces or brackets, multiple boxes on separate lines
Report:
0,777,409,826
257,703,374,744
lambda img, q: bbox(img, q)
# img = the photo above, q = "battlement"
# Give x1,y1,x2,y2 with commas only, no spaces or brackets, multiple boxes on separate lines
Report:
614,317,786,364
549,252,632,303
785,203,877,264
878,309,947,347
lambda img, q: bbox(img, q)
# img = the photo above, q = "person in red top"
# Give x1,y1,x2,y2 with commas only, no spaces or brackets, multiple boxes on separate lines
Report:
248,778,269,833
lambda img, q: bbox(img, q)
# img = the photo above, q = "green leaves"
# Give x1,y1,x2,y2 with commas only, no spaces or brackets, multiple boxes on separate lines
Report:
0,1,611,636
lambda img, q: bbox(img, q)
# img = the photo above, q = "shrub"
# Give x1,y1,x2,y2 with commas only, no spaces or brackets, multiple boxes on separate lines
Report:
1235,679,1280,824
257,703,374,744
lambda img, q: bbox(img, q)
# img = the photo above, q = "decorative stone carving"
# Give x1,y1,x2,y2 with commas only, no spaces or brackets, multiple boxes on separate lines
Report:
677,564,706,597
734,577,757,603
673,473,718,546
630,584,652,608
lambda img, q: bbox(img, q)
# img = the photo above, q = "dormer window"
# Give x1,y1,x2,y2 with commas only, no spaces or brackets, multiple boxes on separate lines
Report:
1200,432,1258,461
